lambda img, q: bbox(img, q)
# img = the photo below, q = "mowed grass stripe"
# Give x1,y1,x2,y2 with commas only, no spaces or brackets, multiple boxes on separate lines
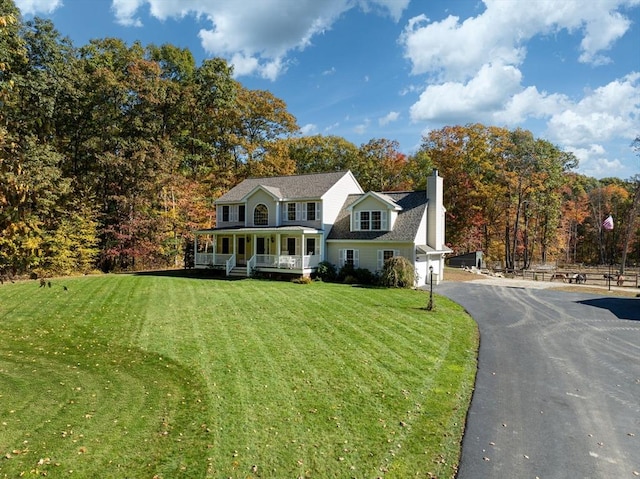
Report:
0,274,477,478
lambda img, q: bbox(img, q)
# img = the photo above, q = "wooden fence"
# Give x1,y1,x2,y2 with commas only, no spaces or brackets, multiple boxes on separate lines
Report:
519,268,639,288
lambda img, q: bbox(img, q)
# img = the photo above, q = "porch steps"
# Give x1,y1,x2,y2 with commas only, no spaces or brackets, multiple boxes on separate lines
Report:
228,266,248,278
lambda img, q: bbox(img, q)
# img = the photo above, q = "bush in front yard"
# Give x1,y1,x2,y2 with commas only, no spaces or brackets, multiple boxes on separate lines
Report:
337,264,378,285
379,256,416,288
315,261,337,282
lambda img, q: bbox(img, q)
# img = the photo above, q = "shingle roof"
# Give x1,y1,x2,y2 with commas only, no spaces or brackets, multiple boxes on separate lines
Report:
217,171,352,202
327,191,427,242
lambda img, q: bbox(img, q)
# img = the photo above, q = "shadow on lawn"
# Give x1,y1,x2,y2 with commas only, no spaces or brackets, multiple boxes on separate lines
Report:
577,297,640,321
133,268,236,280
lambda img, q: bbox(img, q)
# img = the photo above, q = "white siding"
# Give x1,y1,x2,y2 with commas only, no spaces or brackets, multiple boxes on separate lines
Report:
426,171,445,250
414,208,428,245
321,172,363,229
415,258,428,287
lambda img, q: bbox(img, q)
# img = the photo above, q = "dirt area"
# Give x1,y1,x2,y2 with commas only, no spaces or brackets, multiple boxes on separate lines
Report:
442,267,640,298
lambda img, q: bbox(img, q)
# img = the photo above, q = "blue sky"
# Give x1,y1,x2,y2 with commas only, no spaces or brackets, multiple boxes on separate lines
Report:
15,0,640,179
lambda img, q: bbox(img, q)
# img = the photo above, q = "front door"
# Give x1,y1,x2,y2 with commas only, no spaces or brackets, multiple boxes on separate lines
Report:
237,237,246,265
256,237,267,255
286,237,297,255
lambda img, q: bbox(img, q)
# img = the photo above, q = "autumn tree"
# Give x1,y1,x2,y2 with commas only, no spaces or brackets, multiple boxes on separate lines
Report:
356,138,410,191
588,180,629,265
557,173,593,264
288,135,360,174
420,124,577,268
419,124,511,258
618,137,640,273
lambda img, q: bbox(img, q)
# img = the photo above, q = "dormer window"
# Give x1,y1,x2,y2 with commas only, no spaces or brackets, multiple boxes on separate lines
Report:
355,210,387,231
254,204,268,226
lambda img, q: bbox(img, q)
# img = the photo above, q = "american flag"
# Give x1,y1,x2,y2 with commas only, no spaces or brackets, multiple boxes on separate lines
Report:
602,215,614,231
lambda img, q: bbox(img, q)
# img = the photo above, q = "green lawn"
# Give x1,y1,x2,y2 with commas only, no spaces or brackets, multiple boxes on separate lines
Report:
0,273,478,478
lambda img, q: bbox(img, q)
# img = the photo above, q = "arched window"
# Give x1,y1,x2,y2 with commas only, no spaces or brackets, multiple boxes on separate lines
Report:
254,204,268,225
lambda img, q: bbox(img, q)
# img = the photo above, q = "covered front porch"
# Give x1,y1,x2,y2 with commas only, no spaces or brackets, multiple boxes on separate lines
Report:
194,226,323,277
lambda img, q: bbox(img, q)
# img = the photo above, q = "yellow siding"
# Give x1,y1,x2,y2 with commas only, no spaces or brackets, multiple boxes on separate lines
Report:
327,242,414,271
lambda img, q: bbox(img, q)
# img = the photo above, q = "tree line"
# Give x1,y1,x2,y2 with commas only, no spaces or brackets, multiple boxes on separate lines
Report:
1,0,638,277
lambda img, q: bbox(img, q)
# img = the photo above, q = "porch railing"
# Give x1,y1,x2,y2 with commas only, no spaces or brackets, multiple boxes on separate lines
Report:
255,254,278,267
195,253,235,267
303,254,320,269
195,252,214,266
196,252,321,272
252,254,320,270
225,254,236,276
246,255,257,277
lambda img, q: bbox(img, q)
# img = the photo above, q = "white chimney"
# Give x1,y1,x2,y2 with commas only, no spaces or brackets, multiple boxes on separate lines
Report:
426,168,445,250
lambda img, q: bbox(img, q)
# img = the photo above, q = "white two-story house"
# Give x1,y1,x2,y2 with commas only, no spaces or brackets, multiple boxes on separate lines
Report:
193,169,450,285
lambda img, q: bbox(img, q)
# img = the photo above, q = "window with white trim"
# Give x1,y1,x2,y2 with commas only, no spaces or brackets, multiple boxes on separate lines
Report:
221,205,244,223
306,202,317,221
254,204,268,226
283,237,299,255
306,237,316,255
354,210,388,231
287,203,296,221
283,201,320,221
377,249,400,270
339,249,359,268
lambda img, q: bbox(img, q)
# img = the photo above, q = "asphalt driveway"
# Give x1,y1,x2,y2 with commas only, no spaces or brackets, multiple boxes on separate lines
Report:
436,281,640,478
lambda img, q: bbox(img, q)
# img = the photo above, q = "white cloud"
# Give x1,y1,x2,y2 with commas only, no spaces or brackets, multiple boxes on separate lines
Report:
578,8,633,64
109,0,411,80
379,111,400,126
409,62,522,122
300,123,318,135
324,122,341,133
402,0,639,178
400,0,639,81
354,118,371,134
567,144,625,177
15,0,62,15
545,73,640,146
110,0,145,26
496,86,569,124
363,0,411,22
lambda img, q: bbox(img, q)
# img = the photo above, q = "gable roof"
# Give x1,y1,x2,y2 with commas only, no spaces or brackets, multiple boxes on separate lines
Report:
327,190,427,242
241,184,283,201
217,171,353,203
348,191,403,211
